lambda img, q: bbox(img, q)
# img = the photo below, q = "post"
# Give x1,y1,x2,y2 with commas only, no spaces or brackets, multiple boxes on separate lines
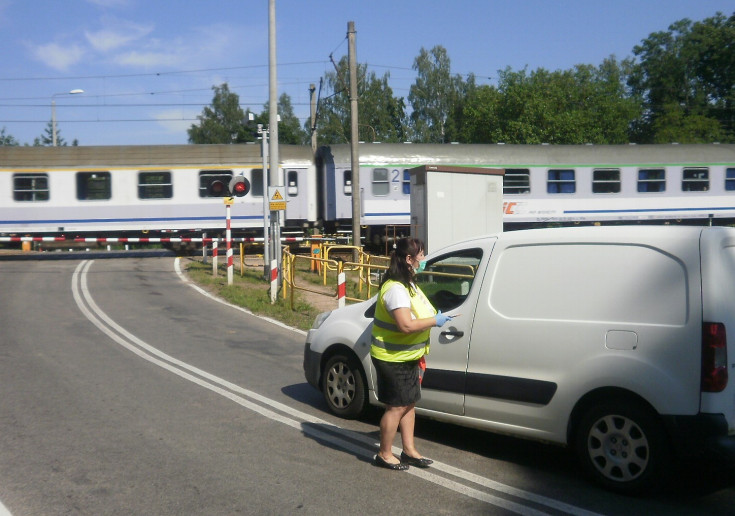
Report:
260,127,270,280
51,99,57,147
337,272,346,308
348,21,361,261
212,240,218,276
202,231,208,264
268,0,281,284
226,203,233,285
310,83,317,155
270,259,278,304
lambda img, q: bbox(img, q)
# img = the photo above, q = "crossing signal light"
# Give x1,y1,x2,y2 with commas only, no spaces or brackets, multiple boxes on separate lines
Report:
208,179,228,197
229,176,251,197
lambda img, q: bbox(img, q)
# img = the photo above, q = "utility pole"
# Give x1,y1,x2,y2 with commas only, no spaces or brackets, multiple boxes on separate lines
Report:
268,0,281,281
348,21,361,258
310,83,317,156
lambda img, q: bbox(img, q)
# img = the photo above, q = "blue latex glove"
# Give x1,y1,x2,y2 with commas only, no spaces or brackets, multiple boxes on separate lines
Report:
435,310,451,327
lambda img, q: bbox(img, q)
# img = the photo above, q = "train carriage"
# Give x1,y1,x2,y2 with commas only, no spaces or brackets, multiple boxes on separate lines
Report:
316,143,735,238
0,144,316,238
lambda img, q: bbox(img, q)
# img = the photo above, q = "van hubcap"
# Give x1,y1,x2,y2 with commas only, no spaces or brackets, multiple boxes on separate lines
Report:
587,414,649,481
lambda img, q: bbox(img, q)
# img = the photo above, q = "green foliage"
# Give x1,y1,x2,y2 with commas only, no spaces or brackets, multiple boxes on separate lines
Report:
188,84,253,144
0,127,19,146
628,12,735,143
315,55,408,144
259,93,309,144
185,258,321,332
408,45,466,143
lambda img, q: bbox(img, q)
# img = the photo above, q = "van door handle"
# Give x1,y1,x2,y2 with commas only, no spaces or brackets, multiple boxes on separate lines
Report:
441,330,464,337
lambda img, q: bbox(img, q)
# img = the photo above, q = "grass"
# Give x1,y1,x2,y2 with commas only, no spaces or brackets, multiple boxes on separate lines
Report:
183,257,323,332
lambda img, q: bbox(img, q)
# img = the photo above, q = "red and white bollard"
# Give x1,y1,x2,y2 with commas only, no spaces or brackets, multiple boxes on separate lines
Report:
226,204,233,285
270,259,278,304
212,240,218,276
337,272,346,308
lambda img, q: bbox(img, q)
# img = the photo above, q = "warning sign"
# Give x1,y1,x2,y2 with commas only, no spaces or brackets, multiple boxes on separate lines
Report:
268,186,286,211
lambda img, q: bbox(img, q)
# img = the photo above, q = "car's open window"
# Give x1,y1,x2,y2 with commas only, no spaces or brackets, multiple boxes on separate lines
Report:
416,248,483,312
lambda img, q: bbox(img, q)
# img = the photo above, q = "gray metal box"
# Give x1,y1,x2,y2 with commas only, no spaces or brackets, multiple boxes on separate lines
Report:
410,165,505,254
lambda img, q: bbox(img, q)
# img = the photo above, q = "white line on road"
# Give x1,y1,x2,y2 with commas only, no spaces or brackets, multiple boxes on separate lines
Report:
70,259,602,516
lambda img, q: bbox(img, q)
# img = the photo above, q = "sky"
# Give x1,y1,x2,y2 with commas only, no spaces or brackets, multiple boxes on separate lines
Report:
0,0,732,147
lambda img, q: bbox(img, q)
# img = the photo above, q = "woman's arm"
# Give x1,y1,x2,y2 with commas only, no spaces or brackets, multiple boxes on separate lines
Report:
391,307,438,334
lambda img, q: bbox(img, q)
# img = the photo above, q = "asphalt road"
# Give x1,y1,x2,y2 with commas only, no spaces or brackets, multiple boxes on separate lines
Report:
1,256,734,515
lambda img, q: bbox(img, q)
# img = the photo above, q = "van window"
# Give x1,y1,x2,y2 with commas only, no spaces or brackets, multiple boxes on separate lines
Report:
504,169,530,194
489,244,687,325
416,248,483,312
592,169,621,193
547,169,575,193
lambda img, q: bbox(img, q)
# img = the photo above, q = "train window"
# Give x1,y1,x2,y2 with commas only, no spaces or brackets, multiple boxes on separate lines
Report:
682,167,709,191
199,170,233,198
287,171,298,196
637,169,666,193
251,169,264,197
344,170,352,196
403,169,411,195
504,169,530,195
77,171,111,200
726,168,735,191
138,171,172,199
547,169,575,194
13,173,49,202
372,168,390,196
592,169,621,194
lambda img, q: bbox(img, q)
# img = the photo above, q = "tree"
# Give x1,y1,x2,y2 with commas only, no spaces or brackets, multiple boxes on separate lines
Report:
259,93,309,144
454,59,639,145
32,121,78,146
315,55,407,144
628,13,734,143
188,84,253,144
408,45,466,143
0,127,19,146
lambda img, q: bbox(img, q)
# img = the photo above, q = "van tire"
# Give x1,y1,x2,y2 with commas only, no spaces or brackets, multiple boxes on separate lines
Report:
575,399,671,494
321,353,367,419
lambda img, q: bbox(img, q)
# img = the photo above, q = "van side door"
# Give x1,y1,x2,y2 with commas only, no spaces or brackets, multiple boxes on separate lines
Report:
415,240,495,415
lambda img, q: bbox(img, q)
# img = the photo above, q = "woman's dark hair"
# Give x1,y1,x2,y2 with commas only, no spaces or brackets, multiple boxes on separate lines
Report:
380,237,425,293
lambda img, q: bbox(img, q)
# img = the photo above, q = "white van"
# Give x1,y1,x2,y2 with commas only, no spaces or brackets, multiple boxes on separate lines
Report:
303,226,735,493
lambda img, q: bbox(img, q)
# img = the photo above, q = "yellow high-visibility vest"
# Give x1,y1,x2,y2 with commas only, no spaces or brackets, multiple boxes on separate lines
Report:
370,279,437,363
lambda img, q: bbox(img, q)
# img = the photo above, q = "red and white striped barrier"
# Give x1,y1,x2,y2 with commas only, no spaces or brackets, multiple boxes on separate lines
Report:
0,236,304,243
337,272,346,308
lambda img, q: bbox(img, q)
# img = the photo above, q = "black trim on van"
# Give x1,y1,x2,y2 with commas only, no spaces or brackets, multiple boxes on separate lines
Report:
423,369,557,405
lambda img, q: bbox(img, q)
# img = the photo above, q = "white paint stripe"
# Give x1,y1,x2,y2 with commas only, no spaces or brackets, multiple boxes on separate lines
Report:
0,500,12,516
71,259,602,516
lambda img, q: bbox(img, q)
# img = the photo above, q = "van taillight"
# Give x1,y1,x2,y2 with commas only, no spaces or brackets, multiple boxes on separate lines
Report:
702,322,728,392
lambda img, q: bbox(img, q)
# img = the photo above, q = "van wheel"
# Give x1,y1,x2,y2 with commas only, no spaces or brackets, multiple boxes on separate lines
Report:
575,400,670,494
321,354,367,419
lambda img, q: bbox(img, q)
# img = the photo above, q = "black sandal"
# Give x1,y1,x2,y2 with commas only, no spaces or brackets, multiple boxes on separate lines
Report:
374,455,409,470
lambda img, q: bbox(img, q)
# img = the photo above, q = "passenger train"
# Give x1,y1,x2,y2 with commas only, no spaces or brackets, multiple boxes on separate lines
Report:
2,142,735,245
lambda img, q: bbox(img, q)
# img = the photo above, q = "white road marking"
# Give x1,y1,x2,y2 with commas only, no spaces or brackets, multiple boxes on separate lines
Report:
70,259,602,516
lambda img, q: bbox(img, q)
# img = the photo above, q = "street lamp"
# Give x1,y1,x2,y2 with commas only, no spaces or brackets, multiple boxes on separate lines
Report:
51,89,84,146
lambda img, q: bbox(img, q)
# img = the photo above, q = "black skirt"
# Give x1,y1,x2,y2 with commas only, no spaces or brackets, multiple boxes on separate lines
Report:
371,357,421,406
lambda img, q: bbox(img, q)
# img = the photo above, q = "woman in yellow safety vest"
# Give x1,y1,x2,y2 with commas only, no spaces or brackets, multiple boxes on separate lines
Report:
371,237,451,470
